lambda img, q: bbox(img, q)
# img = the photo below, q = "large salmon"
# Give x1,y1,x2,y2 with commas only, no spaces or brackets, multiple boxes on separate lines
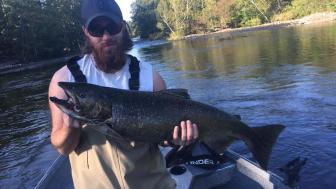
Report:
50,82,285,170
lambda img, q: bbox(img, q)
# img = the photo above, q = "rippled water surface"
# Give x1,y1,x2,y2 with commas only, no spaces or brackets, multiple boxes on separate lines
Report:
1,23,336,188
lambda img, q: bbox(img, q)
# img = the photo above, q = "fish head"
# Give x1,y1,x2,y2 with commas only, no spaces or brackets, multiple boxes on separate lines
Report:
49,82,104,121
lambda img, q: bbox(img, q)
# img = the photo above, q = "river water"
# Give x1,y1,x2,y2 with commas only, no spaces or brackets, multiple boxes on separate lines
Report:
1,23,335,188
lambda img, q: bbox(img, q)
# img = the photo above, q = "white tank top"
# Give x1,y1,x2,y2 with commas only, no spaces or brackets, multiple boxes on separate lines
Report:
68,54,153,91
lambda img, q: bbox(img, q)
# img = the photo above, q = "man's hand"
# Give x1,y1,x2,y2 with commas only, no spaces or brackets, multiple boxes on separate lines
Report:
153,71,198,146
171,120,199,146
49,66,83,155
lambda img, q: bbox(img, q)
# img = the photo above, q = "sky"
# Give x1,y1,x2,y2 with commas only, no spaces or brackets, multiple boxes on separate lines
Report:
115,0,135,21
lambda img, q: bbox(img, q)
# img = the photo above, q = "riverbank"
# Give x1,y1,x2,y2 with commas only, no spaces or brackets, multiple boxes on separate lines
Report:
181,12,336,40
0,56,70,76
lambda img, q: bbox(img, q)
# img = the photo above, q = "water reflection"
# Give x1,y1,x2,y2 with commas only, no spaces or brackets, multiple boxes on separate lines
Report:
139,23,336,79
135,23,336,189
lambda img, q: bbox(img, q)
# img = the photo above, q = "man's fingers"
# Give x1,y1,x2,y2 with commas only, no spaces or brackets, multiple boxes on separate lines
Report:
173,126,179,141
171,121,199,146
186,120,193,145
193,123,199,140
180,121,187,145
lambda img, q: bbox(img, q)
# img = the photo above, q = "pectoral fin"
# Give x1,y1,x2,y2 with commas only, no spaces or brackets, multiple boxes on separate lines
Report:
85,122,130,143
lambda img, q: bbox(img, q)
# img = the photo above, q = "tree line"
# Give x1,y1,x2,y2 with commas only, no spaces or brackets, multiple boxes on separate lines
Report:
0,0,335,63
1,0,82,62
131,0,336,39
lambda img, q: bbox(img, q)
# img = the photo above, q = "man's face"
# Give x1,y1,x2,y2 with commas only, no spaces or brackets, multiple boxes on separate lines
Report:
83,16,125,72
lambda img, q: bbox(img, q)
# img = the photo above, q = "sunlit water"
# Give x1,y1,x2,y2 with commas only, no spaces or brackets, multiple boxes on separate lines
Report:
1,23,335,188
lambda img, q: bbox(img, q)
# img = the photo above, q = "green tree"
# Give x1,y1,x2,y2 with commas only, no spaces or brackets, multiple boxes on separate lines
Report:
0,0,82,62
42,0,82,59
229,0,270,27
131,0,161,39
198,0,235,32
157,0,199,39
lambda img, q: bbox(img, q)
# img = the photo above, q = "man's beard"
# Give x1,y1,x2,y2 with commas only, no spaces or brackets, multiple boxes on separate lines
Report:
90,38,126,73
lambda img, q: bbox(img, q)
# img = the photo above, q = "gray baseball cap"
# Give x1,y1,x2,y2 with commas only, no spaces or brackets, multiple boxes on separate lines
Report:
81,0,123,28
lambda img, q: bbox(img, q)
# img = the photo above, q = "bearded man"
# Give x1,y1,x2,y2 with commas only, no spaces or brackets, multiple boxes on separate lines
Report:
48,0,198,188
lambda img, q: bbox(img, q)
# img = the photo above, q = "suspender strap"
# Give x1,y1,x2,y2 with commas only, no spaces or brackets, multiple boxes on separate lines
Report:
67,55,140,91
66,56,87,83
128,55,140,90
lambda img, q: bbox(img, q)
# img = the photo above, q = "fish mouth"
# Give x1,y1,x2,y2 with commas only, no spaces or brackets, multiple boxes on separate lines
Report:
49,82,80,114
49,94,74,111
49,96,70,108
49,96,76,115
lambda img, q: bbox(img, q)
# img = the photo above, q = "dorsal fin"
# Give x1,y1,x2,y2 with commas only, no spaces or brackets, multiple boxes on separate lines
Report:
156,89,190,99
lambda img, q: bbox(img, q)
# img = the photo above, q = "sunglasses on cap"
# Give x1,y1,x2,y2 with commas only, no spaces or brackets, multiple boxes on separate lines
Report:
87,21,122,37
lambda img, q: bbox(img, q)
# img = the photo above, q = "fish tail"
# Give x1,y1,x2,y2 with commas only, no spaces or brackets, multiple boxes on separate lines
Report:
248,124,285,170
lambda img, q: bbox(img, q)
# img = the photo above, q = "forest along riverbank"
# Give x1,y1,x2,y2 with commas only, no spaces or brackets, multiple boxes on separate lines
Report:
181,12,336,40
1,12,335,76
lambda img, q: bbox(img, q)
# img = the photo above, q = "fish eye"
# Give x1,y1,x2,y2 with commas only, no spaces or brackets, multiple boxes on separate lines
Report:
74,105,81,112
79,93,85,98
